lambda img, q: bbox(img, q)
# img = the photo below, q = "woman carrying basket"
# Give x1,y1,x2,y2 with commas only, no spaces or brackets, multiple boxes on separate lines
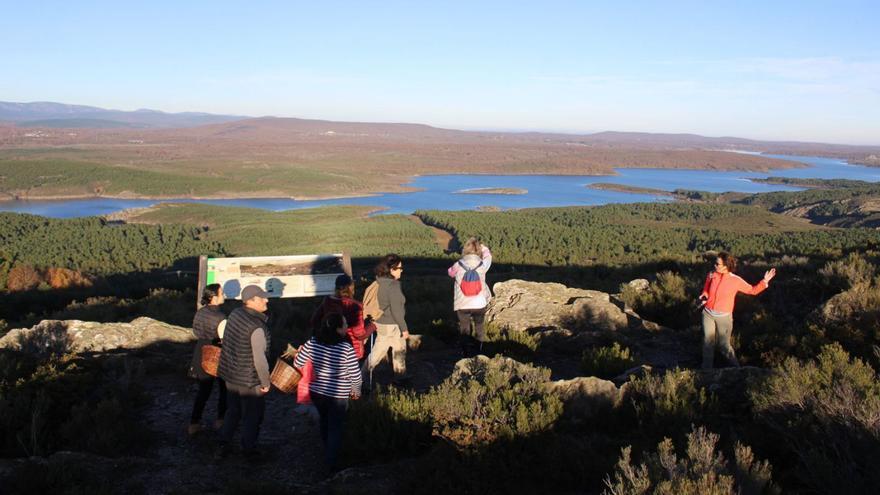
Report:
188,283,228,435
293,312,362,474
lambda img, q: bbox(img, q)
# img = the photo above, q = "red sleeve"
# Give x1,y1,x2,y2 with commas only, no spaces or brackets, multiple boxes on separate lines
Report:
738,276,768,296
700,273,712,299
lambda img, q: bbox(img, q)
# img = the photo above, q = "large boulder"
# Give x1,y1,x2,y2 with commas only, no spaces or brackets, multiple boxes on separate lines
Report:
0,317,194,355
486,279,630,333
546,376,621,420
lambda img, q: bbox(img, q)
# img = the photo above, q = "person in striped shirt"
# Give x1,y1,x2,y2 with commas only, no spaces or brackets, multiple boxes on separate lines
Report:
293,312,362,473
699,252,776,369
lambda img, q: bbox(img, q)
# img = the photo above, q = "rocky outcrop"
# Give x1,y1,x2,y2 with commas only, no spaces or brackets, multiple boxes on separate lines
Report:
547,376,621,420
486,279,668,334
0,317,194,355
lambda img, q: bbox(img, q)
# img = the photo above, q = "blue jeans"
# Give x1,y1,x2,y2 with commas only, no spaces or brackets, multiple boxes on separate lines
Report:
310,391,349,471
220,389,265,450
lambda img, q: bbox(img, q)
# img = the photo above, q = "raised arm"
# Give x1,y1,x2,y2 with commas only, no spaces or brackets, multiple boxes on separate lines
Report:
736,268,775,296
479,245,492,273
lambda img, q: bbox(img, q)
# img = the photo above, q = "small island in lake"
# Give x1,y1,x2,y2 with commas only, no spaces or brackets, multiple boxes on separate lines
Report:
455,187,528,195
587,183,674,195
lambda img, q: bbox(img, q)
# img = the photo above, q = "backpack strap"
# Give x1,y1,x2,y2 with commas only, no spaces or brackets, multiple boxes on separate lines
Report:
457,260,484,270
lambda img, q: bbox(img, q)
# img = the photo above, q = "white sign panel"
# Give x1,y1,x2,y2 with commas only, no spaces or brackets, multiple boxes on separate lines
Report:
198,253,351,302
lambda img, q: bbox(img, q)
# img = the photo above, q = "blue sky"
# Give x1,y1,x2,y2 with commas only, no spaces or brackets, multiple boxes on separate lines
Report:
1,1,878,144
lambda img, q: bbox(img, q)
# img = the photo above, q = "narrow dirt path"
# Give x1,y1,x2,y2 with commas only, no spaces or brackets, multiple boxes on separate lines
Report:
407,214,455,252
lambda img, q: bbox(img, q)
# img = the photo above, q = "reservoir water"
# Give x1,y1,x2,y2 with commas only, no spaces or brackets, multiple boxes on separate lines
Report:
2,154,879,218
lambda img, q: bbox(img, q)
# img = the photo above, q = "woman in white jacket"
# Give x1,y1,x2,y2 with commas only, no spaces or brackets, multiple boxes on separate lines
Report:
447,237,492,356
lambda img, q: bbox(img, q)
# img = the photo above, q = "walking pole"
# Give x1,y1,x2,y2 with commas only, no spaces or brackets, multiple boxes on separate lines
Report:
368,332,375,392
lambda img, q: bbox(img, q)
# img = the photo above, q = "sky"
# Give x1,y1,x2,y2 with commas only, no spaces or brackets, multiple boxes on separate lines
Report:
1,1,879,144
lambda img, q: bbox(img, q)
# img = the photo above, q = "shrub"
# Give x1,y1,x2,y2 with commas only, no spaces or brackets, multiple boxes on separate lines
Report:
603,425,776,495
582,343,637,378
483,323,539,361
749,344,880,494
5,457,117,495
625,369,710,436
343,385,432,461
45,267,93,289
425,356,563,448
6,264,42,291
61,397,149,456
619,271,695,329
817,252,876,291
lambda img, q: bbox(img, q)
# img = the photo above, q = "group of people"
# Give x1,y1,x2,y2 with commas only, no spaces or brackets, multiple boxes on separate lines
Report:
187,240,774,472
187,245,493,472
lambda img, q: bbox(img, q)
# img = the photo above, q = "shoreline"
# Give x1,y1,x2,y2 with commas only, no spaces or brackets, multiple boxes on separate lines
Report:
0,155,852,206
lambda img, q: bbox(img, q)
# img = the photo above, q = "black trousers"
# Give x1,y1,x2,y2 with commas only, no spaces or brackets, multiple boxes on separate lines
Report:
220,389,265,450
190,377,227,423
311,392,349,472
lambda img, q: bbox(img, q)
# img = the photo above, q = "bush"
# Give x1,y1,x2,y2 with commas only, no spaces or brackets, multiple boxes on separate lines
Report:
582,343,637,378
625,369,710,436
619,271,695,329
45,267,93,289
749,344,880,494
5,457,117,495
425,356,563,448
483,323,539,362
0,349,146,458
817,252,876,291
344,385,432,461
6,264,42,291
61,397,149,456
603,425,776,495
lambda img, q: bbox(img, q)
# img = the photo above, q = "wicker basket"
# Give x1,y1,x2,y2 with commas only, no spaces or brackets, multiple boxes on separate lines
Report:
201,344,222,377
270,356,302,394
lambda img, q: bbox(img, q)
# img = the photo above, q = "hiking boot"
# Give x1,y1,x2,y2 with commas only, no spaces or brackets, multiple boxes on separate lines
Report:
187,423,203,436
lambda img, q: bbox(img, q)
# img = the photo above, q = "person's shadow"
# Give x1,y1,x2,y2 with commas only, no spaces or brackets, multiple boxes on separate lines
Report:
265,277,286,298
222,279,242,299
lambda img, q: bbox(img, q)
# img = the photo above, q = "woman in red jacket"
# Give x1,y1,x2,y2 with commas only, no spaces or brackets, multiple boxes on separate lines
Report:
699,252,776,369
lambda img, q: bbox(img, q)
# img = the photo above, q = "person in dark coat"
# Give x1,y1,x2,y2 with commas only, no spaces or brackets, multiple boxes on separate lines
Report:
217,285,272,458
188,283,228,435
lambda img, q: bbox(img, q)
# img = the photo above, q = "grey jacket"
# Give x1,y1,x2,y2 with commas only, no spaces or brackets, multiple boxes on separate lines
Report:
376,277,408,333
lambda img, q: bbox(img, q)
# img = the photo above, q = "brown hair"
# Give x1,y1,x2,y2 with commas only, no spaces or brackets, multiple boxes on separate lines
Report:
201,283,222,306
717,252,737,272
335,284,355,298
315,312,347,345
375,253,402,278
462,237,483,257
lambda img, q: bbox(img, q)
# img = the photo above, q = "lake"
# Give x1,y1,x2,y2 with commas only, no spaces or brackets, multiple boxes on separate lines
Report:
2,154,879,218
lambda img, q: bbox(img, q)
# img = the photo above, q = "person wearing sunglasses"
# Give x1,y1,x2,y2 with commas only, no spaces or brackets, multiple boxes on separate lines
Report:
366,254,410,383
698,252,776,369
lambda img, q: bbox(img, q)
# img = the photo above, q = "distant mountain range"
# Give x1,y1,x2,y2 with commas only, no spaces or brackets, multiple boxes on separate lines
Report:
1,101,877,165
0,101,246,128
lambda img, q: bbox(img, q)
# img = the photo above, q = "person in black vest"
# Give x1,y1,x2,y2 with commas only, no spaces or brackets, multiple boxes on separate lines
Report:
188,284,228,435
217,285,271,458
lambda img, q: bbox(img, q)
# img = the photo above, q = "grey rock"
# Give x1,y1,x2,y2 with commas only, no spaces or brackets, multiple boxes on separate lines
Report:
0,317,194,355
487,279,630,333
546,376,621,420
